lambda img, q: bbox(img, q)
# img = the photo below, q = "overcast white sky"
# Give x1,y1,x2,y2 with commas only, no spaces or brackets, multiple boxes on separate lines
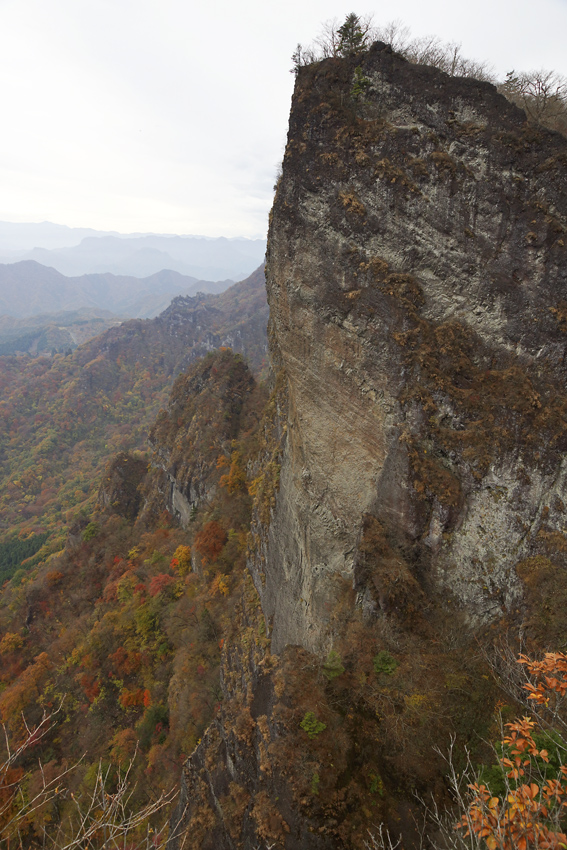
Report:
0,0,566,238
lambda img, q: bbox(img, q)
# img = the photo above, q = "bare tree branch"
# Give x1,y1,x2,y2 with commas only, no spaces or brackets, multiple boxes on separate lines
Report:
0,706,177,849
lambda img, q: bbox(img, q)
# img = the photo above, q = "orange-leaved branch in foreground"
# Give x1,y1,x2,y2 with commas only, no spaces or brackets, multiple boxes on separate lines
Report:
458,653,567,850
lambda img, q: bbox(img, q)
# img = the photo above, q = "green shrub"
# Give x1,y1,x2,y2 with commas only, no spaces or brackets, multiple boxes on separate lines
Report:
351,65,370,100
373,650,398,676
369,771,385,796
82,522,99,542
322,649,345,680
137,704,169,749
300,711,327,739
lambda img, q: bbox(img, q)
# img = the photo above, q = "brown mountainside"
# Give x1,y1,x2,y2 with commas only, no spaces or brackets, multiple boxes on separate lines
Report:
0,348,268,848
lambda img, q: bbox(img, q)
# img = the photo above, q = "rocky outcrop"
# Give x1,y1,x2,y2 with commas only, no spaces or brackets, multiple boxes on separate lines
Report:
261,41,567,651
144,349,258,527
170,41,567,850
74,264,269,381
96,452,148,521
158,266,269,377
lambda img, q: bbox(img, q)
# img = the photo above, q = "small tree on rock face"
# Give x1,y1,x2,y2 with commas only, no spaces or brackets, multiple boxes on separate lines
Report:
292,12,377,72
351,66,371,101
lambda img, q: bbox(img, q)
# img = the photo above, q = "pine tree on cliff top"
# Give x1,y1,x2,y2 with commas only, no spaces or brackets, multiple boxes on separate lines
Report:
337,13,366,56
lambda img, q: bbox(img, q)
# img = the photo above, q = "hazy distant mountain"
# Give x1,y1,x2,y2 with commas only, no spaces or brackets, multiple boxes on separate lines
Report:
0,309,124,356
0,221,119,252
0,261,234,319
0,224,267,280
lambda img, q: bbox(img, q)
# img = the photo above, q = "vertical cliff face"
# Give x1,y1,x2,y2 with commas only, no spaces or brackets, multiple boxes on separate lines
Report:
261,41,567,652
171,43,567,850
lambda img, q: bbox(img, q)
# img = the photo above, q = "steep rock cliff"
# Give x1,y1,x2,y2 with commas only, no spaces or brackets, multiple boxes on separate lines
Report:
170,42,567,850
97,451,148,521
261,41,567,651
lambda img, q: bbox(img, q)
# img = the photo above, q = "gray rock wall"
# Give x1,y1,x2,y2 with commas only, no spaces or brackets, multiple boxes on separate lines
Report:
262,41,567,651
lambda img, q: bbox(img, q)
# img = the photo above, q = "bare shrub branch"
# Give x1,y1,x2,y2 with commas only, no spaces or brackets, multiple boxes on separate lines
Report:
292,16,495,83
498,69,567,132
0,704,177,849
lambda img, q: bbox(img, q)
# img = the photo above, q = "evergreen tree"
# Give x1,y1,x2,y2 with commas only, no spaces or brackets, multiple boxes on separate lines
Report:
337,13,366,57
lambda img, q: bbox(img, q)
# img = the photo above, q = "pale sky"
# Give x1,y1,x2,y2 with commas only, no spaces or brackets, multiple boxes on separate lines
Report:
1,0,566,238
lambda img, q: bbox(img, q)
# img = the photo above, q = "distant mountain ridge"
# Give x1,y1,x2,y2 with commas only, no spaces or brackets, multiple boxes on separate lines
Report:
0,221,119,252
0,309,124,356
0,224,267,280
0,261,234,319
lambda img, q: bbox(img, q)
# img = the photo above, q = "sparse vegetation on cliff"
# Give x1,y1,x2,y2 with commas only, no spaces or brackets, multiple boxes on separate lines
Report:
293,14,567,134
292,14,493,81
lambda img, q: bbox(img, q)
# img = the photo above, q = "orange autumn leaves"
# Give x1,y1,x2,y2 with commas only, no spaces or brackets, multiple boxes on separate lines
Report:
193,521,227,567
459,652,567,850
119,687,151,709
0,652,52,737
217,450,246,495
521,652,567,706
461,716,567,850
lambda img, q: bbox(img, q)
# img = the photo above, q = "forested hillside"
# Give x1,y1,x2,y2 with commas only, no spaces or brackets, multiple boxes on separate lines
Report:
0,348,269,846
0,266,267,587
